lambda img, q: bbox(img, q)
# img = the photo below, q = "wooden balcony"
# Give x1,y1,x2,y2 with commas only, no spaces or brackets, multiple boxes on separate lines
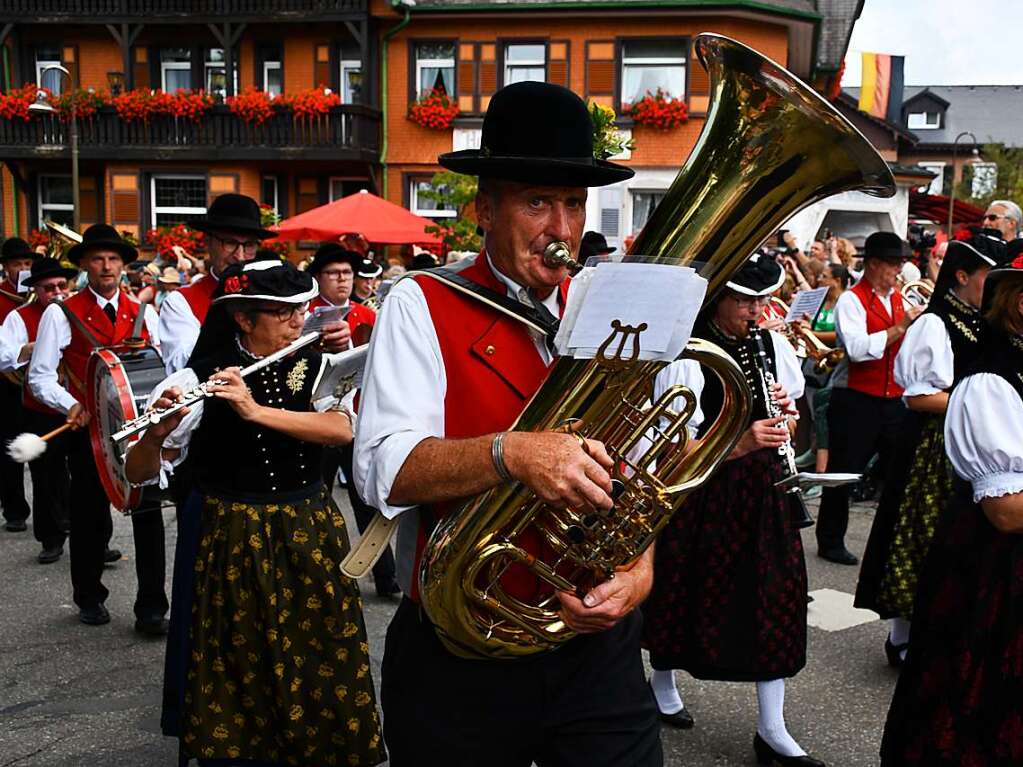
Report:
0,104,381,162
0,0,367,23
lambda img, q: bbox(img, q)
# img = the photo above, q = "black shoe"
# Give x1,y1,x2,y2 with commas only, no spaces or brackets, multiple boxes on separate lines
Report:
374,579,401,599
38,545,64,564
817,547,858,566
79,604,111,626
659,705,695,729
754,733,825,766
4,520,27,532
134,617,170,637
885,636,908,668
104,547,122,564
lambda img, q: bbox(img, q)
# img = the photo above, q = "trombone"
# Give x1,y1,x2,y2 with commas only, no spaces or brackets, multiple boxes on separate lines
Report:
768,297,845,374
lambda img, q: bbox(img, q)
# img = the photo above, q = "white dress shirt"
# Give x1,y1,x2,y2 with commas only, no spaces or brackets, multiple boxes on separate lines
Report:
354,258,557,521
28,288,160,414
945,373,1023,502
0,309,28,372
894,314,953,398
834,284,896,364
158,286,202,375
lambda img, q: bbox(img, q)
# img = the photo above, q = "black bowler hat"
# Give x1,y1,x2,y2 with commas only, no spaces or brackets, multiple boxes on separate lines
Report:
192,193,275,240
23,257,77,286
1,237,36,262
725,253,784,296
863,231,909,262
213,259,318,305
580,231,616,262
67,223,138,265
307,244,362,277
438,82,634,187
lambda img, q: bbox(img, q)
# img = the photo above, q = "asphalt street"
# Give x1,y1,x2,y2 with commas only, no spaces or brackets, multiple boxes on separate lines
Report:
0,489,897,767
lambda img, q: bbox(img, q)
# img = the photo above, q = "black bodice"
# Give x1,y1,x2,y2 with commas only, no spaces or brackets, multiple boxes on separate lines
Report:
190,341,327,497
926,289,988,383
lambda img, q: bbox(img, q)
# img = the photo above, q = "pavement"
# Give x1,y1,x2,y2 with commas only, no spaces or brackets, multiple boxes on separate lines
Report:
0,489,897,767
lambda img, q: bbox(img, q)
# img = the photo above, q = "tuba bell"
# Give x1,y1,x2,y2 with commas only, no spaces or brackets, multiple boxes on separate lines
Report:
418,32,896,660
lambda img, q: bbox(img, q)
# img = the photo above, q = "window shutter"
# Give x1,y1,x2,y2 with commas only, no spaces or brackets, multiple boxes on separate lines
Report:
598,187,622,248
78,176,100,228
61,45,79,87
478,43,497,111
297,178,320,214
132,46,150,89
110,172,140,228
314,44,331,88
685,39,705,113
585,41,614,106
548,40,569,89
458,42,477,114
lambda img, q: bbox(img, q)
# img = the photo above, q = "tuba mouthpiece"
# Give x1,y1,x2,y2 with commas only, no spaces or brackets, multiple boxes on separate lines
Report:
542,241,581,274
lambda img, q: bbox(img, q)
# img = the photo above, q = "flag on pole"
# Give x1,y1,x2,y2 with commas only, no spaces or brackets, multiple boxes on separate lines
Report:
858,52,905,124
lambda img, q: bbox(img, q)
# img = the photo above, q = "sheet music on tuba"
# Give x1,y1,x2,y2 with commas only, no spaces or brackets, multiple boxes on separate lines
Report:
554,260,707,361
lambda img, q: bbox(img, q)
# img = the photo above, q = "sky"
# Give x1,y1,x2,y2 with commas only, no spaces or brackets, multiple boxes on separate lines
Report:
841,0,1023,87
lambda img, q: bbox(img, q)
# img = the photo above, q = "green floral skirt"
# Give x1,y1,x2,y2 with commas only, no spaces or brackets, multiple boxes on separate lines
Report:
182,487,384,766
876,416,954,619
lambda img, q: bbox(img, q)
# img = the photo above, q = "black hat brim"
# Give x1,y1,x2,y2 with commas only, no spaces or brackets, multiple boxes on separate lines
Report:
192,220,277,240
24,266,78,286
438,152,634,187
67,239,138,265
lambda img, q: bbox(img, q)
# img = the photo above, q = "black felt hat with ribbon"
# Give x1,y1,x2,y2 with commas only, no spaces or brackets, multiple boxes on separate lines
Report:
725,253,785,297
580,231,616,262
1,237,37,262
212,259,318,306
356,258,382,279
66,224,138,265
863,231,909,263
192,193,276,240
307,244,362,277
438,82,634,187
23,257,78,286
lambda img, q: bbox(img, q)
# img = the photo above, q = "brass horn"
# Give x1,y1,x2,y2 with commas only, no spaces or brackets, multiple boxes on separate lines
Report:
418,33,896,660
44,219,82,260
769,297,845,374
899,279,933,308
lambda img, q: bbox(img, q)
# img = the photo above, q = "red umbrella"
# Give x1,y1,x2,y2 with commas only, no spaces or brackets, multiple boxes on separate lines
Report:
908,191,985,228
271,189,442,245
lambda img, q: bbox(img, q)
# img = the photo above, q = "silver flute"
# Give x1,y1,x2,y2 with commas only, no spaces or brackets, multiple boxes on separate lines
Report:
111,331,321,444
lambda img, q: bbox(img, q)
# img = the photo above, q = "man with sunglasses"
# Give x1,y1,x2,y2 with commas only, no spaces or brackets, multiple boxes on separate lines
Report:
983,200,1021,242
0,257,76,562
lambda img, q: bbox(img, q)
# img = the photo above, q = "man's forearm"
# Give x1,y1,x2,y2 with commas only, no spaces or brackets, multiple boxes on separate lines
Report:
884,324,906,348
388,434,502,506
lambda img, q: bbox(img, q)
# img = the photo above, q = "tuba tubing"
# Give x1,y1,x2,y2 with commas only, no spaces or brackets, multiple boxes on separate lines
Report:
418,32,896,660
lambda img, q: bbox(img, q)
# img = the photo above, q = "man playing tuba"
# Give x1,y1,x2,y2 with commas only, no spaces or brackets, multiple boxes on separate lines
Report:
354,82,663,766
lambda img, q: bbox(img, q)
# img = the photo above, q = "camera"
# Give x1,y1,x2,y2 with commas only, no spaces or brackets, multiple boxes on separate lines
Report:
907,223,937,253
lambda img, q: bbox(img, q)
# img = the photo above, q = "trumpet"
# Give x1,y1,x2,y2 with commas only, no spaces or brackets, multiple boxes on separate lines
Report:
110,331,320,444
899,279,933,308
768,298,845,374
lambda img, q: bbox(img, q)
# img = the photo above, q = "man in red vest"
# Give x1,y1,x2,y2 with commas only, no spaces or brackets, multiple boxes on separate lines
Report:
28,225,166,630
355,82,661,766
816,231,923,565
0,257,77,562
0,237,36,531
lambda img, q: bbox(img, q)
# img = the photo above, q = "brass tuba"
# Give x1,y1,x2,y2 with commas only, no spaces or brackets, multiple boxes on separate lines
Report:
419,33,896,660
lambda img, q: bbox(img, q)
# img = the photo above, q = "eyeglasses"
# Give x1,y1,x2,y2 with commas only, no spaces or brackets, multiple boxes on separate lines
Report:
214,235,261,255
984,213,1007,222
254,302,309,322
730,294,771,307
35,282,67,294
319,268,354,280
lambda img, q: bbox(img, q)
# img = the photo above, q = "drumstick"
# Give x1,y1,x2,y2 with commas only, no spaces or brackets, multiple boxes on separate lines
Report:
7,422,74,463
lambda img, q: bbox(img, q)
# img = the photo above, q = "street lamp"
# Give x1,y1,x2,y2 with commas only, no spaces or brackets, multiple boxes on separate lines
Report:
947,130,978,237
28,65,79,232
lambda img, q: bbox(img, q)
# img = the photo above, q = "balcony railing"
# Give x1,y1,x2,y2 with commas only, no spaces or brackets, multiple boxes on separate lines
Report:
0,0,366,21
0,104,381,162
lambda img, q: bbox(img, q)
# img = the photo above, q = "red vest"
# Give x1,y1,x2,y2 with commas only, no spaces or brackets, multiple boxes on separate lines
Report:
178,274,218,324
408,255,568,602
60,289,150,404
16,301,55,413
0,279,23,323
847,280,905,399
308,296,377,346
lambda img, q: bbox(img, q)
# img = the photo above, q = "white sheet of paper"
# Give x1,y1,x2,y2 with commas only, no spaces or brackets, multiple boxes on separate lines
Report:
558,263,707,362
785,287,828,323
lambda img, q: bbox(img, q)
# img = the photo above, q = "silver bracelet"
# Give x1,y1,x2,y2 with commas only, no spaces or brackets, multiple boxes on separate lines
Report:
491,432,514,483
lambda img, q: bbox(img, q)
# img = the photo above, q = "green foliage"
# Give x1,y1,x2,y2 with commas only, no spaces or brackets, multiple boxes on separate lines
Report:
952,144,1023,209
419,171,482,252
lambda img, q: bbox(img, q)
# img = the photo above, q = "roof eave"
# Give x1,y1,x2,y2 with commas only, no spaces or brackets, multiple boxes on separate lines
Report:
405,0,821,22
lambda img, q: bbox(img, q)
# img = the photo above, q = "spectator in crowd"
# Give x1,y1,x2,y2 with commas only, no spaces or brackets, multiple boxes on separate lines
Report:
155,267,181,310
983,199,1021,240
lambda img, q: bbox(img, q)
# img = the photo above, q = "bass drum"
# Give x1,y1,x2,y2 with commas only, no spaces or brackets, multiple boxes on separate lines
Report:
87,346,166,511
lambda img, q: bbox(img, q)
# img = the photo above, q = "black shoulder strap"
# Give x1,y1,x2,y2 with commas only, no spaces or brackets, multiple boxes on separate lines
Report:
407,265,558,337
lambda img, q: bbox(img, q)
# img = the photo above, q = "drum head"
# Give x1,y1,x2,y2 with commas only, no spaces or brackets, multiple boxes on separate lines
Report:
87,346,166,511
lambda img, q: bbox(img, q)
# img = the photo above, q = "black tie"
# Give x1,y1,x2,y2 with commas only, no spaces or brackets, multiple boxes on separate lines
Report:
103,303,117,326
524,290,560,356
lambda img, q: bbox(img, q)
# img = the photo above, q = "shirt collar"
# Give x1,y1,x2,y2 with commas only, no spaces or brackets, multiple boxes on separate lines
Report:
317,294,350,310
485,252,560,316
88,286,119,310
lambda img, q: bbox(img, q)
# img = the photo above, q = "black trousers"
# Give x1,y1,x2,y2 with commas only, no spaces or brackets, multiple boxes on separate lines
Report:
816,387,906,551
0,378,29,524
381,598,662,767
322,443,396,589
23,408,70,547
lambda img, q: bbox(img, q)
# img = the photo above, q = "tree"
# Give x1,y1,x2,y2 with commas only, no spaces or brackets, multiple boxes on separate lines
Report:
953,143,1023,210
417,171,482,253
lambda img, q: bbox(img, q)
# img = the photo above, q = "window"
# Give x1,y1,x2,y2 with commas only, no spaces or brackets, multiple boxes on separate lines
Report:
263,60,282,99
161,48,192,92
37,175,73,228
36,46,63,95
151,175,206,227
916,162,946,195
205,48,237,98
340,60,362,103
907,111,941,130
969,162,998,198
504,43,546,86
262,176,279,214
410,177,456,219
414,42,455,98
620,39,686,106
631,190,665,234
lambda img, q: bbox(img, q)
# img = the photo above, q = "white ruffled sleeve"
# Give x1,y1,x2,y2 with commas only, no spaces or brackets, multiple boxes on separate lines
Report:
894,314,953,397
769,330,805,403
652,358,705,437
125,367,203,489
945,373,1023,502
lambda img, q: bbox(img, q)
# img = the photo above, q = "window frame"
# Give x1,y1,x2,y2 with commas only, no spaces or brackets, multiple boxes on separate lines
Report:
35,46,64,96
204,48,238,98
409,39,457,101
406,174,457,219
160,48,193,92
262,175,280,215
339,58,362,103
615,35,689,112
36,174,74,229
263,60,283,98
629,188,668,235
500,40,548,88
150,173,208,229
907,111,941,130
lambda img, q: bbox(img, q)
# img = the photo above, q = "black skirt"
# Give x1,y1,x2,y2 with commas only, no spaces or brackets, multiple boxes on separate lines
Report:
642,449,808,682
881,487,1023,766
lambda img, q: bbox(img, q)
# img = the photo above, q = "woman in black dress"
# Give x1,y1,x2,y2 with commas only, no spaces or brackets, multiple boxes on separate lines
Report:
127,260,384,767
643,255,823,767
880,252,1023,765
